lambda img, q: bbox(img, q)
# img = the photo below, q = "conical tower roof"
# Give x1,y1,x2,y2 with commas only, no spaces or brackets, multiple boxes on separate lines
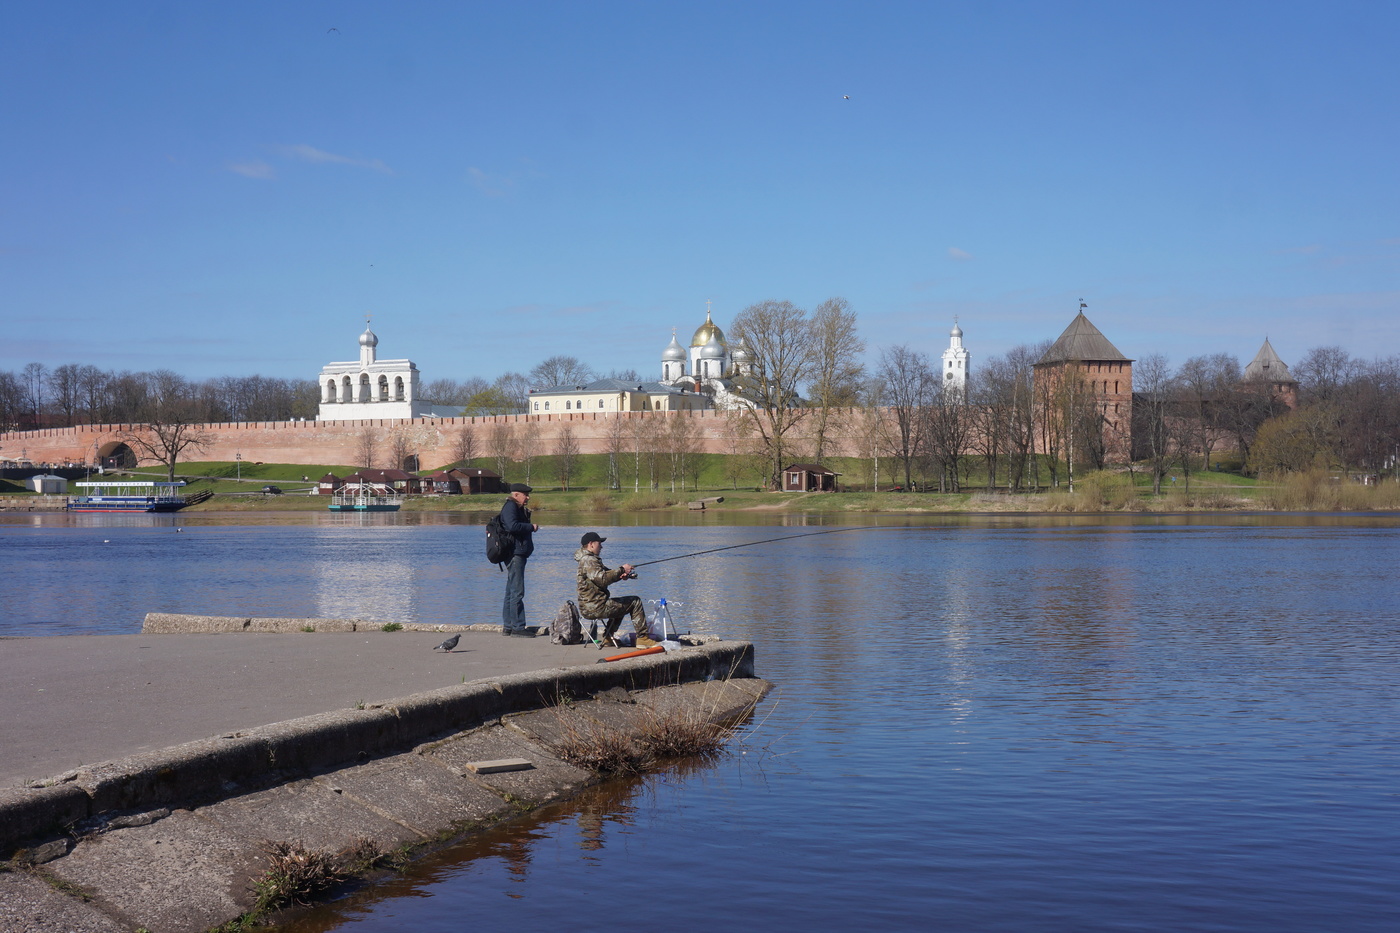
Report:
1243,338,1295,383
1037,311,1130,364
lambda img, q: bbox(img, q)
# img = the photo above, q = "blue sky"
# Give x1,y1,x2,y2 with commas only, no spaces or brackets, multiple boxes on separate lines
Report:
3,1,1397,385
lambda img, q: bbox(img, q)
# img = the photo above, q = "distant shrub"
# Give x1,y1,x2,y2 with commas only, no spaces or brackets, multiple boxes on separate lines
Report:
1041,472,1139,511
620,493,673,511
1261,471,1400,511
584,492,614,511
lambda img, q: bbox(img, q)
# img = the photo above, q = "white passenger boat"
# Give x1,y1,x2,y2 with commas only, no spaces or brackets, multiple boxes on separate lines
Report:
66,480,190,513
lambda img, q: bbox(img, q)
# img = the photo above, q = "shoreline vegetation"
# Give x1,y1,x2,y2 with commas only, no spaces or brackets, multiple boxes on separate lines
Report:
6,456,1396,513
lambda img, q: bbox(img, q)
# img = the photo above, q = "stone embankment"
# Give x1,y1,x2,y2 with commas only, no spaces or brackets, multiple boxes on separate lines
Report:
0,496,67,511
1,615,770,933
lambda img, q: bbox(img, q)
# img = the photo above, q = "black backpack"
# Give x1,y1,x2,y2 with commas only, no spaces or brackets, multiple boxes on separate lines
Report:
485,513,515,569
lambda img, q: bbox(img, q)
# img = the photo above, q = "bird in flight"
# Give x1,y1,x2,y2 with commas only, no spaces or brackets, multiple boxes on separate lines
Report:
327,27,340,34
434,634,461,652
843,95,850,99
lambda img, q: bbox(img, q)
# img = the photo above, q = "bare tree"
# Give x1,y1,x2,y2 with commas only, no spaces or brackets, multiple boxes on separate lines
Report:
452,426,478,466
730,300,818,487
517,425,539,483
876,345,933,488
722,411,755,489
1335,356,1400,476
355,427,379,469
1133,353,1177,494
77,365,109,424
494,372,530,414
530,356,593,389
388,429,414,471
46,364,82,427
605,413,628,489
488,423,516,478
630,415,663,492
663,413,701,492
0,371,27,432
971,361,1012,490
1293,346,1354,404
21,362,47,425
118,397,213,482
806,297,865,464
554,424,580,490
854,378,889,491
921,380,974,491
1176,354,1240,473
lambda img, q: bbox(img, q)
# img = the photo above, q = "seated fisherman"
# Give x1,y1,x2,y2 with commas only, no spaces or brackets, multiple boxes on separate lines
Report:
573,532,653,648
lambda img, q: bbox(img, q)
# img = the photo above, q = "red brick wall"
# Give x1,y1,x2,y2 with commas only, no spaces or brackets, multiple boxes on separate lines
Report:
2,411,754,471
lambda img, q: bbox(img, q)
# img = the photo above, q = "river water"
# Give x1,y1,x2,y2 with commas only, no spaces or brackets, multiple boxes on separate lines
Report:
2,511,1398,932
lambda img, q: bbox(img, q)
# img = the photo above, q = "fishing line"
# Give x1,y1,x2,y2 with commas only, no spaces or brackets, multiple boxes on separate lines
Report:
631,525,893,569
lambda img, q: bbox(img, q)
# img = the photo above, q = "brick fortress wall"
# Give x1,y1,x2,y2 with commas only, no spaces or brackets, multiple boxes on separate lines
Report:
2,410,757,471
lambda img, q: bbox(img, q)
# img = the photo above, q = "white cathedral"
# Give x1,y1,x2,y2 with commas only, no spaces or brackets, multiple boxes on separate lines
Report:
528,306,759,414
658,308,758,408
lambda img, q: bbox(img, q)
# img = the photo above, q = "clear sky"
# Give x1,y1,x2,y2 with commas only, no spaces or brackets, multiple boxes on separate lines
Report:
3,1,1397,385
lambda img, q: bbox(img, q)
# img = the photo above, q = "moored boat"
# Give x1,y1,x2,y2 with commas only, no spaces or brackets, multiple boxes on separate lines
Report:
66,480,190,513
328,481,402,512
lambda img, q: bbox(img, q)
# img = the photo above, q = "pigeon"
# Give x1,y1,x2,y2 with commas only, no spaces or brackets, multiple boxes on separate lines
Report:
433,634,460,652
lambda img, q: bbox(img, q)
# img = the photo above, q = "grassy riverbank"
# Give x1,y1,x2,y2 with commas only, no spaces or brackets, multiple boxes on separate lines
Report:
13,458,1397,513
150,461,1400,513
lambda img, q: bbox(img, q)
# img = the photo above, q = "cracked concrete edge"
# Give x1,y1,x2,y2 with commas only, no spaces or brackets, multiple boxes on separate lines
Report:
141,612,502,634
0,640,755,858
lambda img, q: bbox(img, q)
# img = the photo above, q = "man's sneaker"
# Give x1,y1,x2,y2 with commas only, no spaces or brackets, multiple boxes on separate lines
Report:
506,629,536,638
599,636,618,648
636,635,659,648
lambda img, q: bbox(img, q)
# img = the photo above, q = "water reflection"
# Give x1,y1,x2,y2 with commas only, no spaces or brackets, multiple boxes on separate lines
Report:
309,526,423,622
4,512,1399,931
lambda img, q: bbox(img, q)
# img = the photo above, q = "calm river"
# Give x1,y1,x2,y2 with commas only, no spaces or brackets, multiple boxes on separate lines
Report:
3,511,1398,932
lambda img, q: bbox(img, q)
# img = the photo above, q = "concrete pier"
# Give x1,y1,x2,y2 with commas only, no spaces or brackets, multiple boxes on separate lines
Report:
0,616,769,933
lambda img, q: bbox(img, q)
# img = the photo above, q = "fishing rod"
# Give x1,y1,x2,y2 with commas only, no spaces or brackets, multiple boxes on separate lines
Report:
630,525,888,571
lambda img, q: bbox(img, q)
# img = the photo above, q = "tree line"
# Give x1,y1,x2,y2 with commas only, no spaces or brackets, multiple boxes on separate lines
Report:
7,316,1396,489
0,364,322,429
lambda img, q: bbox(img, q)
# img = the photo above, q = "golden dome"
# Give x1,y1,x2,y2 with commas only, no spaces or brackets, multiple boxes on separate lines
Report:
690,310,725,349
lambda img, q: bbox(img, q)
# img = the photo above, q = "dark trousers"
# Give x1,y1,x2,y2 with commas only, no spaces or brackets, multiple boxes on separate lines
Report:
502,555,527,632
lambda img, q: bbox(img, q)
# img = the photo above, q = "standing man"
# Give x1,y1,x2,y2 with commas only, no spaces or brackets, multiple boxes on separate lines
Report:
501,483,538,638
574,532,652,648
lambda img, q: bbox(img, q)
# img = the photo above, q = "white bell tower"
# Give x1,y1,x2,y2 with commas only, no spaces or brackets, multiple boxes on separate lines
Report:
941,318,970,400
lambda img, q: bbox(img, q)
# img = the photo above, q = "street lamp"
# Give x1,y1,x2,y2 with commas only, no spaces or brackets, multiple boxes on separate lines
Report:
235,452,242,484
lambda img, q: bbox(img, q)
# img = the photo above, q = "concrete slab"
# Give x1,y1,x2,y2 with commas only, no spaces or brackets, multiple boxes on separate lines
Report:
311,753,510,839
423,726,593,807
45,809,265,933
199,777,419,855
0,871,126,933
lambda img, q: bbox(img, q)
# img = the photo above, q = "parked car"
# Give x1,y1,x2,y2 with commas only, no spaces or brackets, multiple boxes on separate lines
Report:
261,485,282,496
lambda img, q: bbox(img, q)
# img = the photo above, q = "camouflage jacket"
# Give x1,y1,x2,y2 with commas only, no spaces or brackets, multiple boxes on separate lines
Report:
573,547,625,619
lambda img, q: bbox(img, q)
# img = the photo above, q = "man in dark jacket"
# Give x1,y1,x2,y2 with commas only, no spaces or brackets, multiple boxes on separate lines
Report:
500,483,538,637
